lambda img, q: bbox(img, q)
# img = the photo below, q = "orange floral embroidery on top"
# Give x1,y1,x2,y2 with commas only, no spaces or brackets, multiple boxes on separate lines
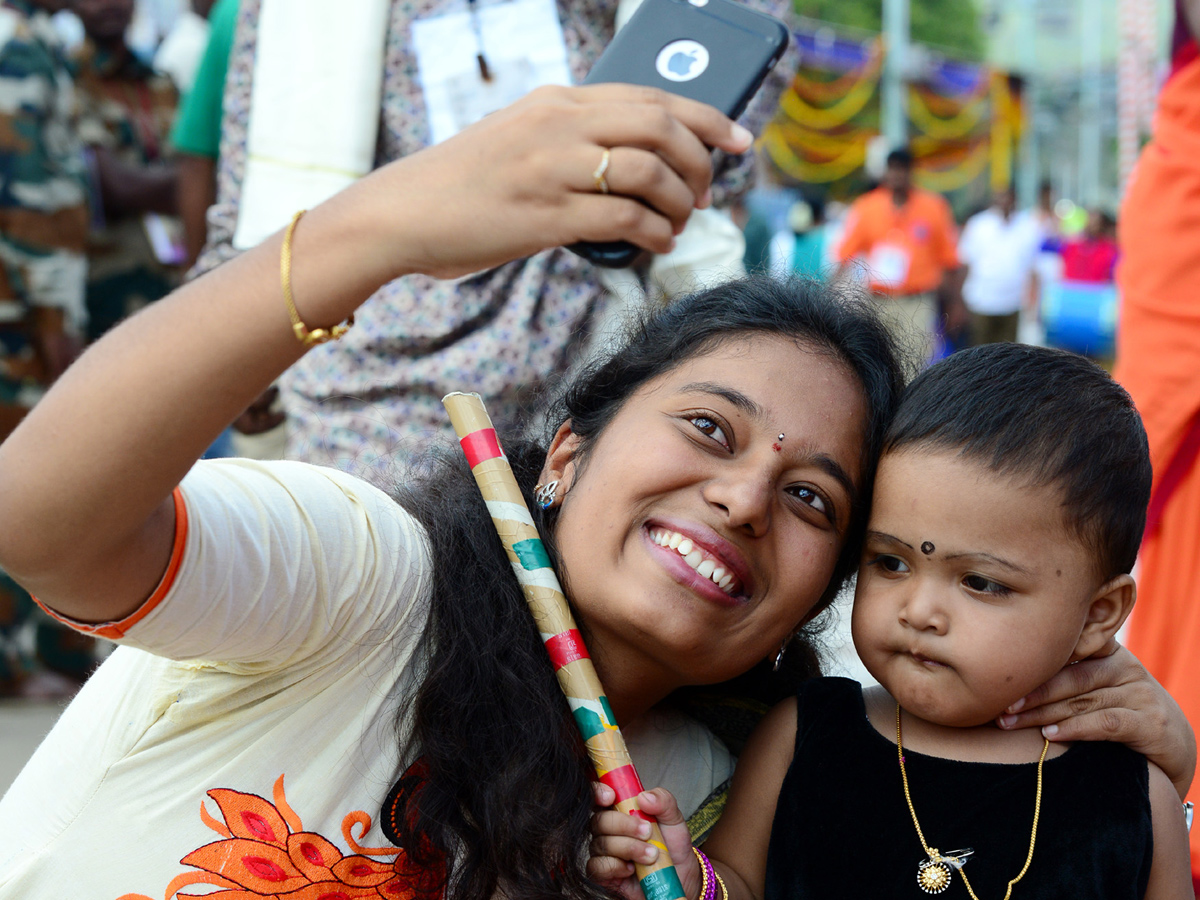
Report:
116,775,443,900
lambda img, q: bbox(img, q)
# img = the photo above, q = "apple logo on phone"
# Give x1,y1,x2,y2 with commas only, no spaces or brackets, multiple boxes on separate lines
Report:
655,39,710,82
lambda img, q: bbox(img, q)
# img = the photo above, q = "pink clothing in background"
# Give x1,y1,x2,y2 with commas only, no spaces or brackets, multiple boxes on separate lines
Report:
1061,237,1119,283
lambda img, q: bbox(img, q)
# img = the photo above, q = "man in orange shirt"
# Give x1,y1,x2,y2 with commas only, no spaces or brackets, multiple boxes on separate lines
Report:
836,148,963,363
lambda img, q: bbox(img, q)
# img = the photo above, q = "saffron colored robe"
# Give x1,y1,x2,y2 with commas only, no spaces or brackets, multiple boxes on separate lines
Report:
1114,7,1200,882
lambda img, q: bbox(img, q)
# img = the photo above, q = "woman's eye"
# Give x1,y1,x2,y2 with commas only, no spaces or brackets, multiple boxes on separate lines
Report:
790,486,828,516
689,415,729,449
963,574,1011,596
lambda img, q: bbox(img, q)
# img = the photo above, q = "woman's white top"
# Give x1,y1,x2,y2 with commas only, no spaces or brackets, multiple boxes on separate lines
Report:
0,460,731,899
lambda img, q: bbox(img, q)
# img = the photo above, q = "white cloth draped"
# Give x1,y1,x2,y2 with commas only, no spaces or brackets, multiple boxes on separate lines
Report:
232,0,391,250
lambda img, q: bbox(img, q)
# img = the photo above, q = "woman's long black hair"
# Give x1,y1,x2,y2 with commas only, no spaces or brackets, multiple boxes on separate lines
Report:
386,276,907,900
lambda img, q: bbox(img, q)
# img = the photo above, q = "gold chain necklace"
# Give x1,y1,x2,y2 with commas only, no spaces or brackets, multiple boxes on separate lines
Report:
896,703,1049,899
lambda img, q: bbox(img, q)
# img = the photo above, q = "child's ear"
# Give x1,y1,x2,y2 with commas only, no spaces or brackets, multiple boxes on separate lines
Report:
1071,574,1136,662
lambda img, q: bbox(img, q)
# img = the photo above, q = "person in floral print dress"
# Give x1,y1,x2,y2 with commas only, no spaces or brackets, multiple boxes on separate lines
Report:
193,0,796,486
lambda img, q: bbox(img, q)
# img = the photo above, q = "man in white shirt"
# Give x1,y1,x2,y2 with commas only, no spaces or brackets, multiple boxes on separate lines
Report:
958,187,1044,345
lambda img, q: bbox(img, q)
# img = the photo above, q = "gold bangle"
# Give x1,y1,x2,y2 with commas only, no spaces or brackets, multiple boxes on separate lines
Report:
713,870,728,900
280,209,354,347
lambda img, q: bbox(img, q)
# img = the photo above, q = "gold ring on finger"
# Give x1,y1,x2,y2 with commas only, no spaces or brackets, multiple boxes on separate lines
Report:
593,148,611,194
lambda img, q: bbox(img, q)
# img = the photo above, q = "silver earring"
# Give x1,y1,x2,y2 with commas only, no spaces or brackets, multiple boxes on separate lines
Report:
534,480,559,509
773,637,790,672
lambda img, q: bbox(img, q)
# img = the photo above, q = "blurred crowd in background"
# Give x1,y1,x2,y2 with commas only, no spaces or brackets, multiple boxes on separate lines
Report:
742,154,1122,361
0,0,229,697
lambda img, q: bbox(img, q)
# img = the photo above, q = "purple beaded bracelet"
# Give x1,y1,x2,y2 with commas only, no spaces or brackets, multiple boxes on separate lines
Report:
692,847,717,900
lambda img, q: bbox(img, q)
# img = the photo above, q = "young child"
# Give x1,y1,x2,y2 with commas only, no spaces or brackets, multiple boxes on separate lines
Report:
591,343,1194,899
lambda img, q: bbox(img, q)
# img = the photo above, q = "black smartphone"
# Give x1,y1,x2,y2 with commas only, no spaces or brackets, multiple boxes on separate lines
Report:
570,0,789,268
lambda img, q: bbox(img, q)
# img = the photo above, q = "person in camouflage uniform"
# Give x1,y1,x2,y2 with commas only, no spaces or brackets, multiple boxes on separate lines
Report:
0,0,95,694
0,0,88,404
70,0,179,341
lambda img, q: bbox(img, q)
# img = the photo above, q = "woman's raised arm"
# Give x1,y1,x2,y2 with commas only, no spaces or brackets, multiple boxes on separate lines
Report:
0,85,752,624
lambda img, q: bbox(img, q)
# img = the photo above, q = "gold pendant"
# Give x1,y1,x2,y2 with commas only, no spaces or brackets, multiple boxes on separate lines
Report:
917,858,952,894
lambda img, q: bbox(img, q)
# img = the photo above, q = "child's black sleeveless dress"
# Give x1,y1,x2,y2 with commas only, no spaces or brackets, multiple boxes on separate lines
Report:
764,678,1153,899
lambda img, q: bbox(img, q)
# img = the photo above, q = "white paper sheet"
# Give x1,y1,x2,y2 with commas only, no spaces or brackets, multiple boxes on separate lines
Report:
412,0,572,146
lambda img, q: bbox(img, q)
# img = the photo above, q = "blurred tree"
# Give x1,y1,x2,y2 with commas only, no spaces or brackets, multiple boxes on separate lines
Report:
793,0,985,59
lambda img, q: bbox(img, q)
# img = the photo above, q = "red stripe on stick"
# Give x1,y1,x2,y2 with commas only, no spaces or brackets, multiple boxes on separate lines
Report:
544,629,590,669
600,765,645,805
460,428,503,469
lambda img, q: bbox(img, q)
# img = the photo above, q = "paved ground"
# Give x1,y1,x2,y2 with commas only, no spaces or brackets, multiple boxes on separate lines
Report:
0,699,65,796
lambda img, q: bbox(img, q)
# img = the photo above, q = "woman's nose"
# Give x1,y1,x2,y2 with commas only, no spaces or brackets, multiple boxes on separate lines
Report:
701,460,774,537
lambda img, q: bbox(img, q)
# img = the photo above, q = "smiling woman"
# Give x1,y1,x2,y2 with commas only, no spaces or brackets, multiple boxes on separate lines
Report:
547,332,870,706
383,278,905,896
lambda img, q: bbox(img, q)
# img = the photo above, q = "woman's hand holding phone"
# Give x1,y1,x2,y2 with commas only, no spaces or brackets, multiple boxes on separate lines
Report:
569,0,789,266
352,83,752,281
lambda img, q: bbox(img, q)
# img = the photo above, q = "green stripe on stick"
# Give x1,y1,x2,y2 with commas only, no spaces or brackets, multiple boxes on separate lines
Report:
599,695,616,727
573,706,607,741
513,538,552,571
640,866,685,900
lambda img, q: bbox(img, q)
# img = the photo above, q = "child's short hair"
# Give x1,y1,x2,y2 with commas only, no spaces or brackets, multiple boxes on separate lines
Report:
883,344,1151,579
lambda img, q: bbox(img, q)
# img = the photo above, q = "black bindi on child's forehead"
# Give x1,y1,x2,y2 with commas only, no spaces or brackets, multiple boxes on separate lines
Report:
920,541,935,555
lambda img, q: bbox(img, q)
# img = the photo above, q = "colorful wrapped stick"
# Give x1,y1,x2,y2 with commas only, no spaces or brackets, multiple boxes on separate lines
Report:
443,392,686,900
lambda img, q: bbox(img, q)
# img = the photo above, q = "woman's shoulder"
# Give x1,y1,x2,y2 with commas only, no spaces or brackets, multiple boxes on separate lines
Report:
184,457,425,534
189,455,398,491
179,455,434,599
116,457,433,666
181,456,433,575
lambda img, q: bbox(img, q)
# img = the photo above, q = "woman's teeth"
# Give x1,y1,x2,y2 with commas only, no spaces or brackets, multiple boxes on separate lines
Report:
649,528,740,595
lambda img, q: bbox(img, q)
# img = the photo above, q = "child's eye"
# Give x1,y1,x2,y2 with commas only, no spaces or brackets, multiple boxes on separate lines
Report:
963,574,1012,597
869,554,909,575
689,415,729,450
